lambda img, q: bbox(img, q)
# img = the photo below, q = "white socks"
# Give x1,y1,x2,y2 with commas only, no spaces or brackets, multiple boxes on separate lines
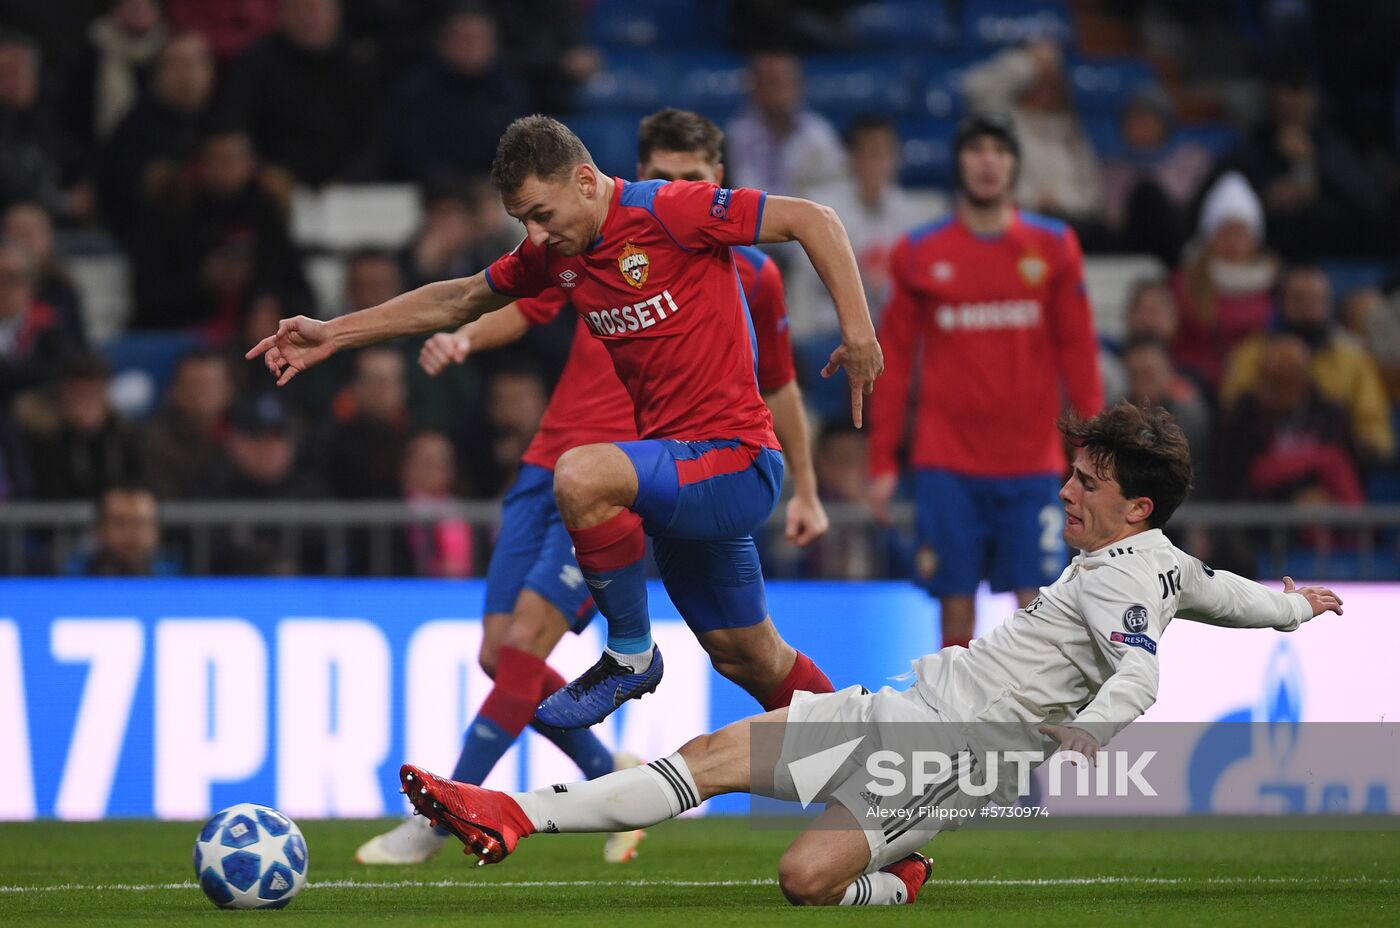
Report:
840,872,909,906
605,645,654,673
511,752,698,833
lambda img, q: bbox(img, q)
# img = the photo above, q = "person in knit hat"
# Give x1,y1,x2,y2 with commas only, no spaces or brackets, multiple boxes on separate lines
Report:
1169,171,1279,389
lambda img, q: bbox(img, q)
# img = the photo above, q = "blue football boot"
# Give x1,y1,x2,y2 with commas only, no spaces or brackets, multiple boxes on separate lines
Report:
535,647,664,728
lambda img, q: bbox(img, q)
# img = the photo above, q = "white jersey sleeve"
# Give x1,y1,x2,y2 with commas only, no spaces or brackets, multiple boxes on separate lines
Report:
1068,561,1166,746
1174,556,1314,632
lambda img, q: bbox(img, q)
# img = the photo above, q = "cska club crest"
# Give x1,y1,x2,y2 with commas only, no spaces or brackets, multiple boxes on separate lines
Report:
619,241,650,289
1017,254,1047,287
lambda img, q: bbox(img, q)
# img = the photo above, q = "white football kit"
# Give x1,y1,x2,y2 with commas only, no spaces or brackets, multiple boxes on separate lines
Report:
774,528,1315,869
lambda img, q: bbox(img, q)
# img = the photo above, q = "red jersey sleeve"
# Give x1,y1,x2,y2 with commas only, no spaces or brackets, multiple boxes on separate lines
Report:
651,180,767,250
868,236,919,477
749,255,796,392
1046,227,1104,419
485,237,551,299
516,288,568,326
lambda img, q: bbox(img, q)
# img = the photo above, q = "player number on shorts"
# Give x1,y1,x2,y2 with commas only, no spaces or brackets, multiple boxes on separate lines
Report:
1037,505,1061,554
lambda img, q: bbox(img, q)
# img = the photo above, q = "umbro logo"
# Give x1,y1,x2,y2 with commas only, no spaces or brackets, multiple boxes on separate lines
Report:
586,578,613,590
558,269,578,288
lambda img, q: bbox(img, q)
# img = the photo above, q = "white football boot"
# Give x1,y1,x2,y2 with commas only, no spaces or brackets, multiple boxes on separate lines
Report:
355,814,448,865
602,751,647,863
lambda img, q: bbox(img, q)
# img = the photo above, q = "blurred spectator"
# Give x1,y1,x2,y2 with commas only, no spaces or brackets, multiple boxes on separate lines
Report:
1120,336,1212,477
63,0,167,148
0,241,82,406
1339,286,1383,342
400,430,473,577
1217,334,1363,505
1170,171,1278,389
1235,68,1384,259
65,485,178,576
343,248,403,313
165,0,279,62
1099,85,1213,263
1350,287,1400,404
479,363,547,497
140,350,233,498
0,412,34,499
25,353,141,500
99,31,216,243
0,31,68,215
726,51,844,197
1101,277,1183,403
792,422,910,579
132,129,307,335
483,0,598,113
964,40,1104,232
222,0,379,186
1221,265,1393,464
325,346,411,498
210,390,322,498
386,4,527,184
785,114,938,340
405,181,513,286
2,200,86,345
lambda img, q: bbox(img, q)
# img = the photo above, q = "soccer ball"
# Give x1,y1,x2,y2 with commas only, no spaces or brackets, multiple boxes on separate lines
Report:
193,803,309,909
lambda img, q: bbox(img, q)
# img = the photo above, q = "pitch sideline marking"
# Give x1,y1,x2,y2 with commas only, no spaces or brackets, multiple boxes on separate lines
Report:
1,876,1397,894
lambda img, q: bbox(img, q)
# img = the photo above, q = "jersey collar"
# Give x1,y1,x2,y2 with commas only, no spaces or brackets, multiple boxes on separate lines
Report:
588,176,626,253
1078,528,1165,561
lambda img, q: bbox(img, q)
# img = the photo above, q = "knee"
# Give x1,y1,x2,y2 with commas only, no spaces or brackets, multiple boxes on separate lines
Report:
502,611,557,658
777,854,843,907
477,641,499,679
552,448,598,509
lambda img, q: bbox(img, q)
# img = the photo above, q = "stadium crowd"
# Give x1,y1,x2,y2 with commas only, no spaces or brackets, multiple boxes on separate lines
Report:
0,0,1398,578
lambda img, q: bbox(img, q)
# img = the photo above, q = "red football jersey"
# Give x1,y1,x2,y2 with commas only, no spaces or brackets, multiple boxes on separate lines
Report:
516,244,797,470
487,178,778,449
869,210,1103,478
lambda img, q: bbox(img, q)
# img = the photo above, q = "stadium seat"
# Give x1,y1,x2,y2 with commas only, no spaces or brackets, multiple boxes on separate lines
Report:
1317,259,1396,300
848,1,957,49
568,113,645,178
804,56,918,119
1068,55,1157,115
100,330,205,401
66,253,131,344
668,52,749,121
962,0,1072,49
291,185,421,250
1082,254,1167,341
574,50,670,113
586,0,727,50
304,254,347,320
916,57,971,120
897,117,957,188
1173,122,1241,159
1082,114,1124,157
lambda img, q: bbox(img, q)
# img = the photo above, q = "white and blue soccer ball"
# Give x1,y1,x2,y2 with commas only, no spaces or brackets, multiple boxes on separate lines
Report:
193,802,309,909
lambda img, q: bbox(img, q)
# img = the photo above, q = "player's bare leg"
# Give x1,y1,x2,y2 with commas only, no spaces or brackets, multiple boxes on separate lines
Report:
778,805,932,906
938,595,975,649
541,444,662,727
697,619,832,709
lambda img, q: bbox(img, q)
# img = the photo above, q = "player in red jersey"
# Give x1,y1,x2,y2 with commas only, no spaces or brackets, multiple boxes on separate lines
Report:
868,112,1103,650
248,115,881,728
357,110,830,865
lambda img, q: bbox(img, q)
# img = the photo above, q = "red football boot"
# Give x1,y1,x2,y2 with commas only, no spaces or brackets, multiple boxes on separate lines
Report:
399,764,533,864
881,852,934,904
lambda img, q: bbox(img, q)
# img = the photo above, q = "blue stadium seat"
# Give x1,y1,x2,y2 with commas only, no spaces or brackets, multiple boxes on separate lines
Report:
962,0,1072,48
586,0,727,50
917,58,971,120
803,56,918,119
568,114,644,178
1068,55,1157,115
1173,122,1241,159
668,52,749,122
848,1,957,49
573,51,669,112
100,331,205,401
898,117,956,187
1317,260,1396,300
1082,114,1124,157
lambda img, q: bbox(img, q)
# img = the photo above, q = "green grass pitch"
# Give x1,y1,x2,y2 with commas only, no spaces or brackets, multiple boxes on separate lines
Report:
1,818,1396,926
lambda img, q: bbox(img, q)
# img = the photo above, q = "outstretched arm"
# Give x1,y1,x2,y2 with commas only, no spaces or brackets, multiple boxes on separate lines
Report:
764,379,828,546
758,196,882,428
247,271,511,385
1175,556,1342,630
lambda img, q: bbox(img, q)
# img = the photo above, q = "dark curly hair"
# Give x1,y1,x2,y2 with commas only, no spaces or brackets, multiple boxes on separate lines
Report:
1059,402,1193,529
491,115,594,194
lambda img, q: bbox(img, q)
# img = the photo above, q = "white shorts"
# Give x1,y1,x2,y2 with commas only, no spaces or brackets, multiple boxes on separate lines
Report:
770,684,992,872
